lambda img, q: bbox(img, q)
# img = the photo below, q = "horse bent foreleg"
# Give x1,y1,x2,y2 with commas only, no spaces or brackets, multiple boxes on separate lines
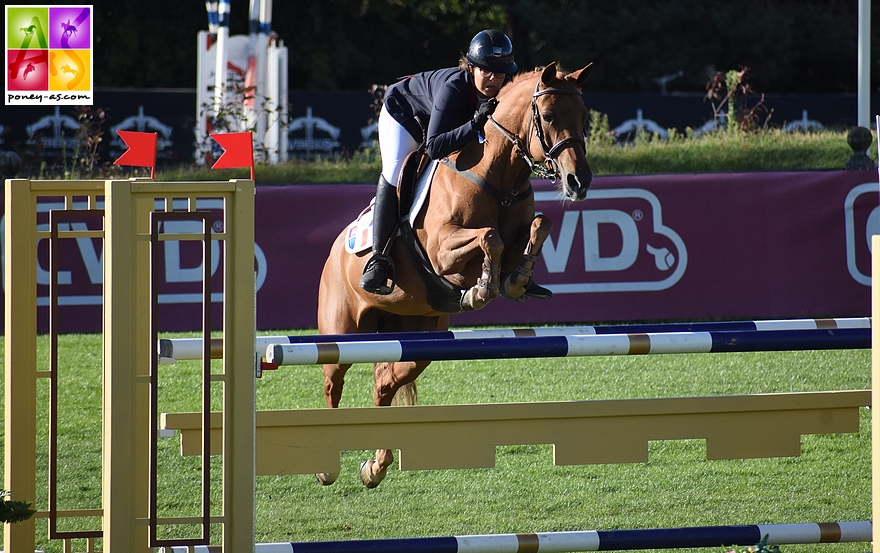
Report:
501,215,552,300
460,256,501,310
434,227,503,311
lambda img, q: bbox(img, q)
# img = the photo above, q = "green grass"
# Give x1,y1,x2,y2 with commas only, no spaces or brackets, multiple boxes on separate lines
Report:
0,332,871,553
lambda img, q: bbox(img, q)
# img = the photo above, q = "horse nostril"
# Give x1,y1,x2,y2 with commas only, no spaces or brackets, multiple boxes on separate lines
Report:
567,173,591,200
583,170,593,188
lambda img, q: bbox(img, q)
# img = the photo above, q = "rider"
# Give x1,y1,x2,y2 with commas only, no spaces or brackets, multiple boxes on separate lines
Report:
361,29,535,296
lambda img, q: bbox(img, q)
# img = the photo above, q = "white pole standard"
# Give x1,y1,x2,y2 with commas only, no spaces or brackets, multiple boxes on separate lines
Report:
857,0,871,128
213,26,229,118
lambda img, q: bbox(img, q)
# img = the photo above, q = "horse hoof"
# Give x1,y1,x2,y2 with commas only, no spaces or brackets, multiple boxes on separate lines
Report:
315,471,339,486
359,460,387,489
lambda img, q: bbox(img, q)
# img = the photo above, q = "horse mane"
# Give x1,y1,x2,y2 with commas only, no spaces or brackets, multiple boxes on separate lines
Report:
498,68,542,100
497,63,578,103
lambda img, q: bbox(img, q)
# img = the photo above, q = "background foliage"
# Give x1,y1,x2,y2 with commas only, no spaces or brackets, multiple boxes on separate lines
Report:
7,0,874,93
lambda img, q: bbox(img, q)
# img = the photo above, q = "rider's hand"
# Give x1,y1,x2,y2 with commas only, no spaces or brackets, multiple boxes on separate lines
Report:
472,98,498,129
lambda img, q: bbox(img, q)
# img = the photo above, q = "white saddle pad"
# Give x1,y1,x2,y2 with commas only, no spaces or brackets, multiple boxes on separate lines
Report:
343,160,440,254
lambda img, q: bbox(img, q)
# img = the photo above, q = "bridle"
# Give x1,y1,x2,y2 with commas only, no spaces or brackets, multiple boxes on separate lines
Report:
488,81,585,182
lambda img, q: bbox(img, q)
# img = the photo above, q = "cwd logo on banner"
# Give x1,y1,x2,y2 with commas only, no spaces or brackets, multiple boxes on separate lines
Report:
535,188,688,293
5,5,93,106
0,198,268,308
844,181,880,286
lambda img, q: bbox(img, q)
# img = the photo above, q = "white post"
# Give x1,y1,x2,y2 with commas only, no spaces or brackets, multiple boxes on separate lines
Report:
265,39,280,164
213,27,229,119
277,43,289,163
213,0,231,119
857,0,871,128
251,0,275,156
195,31,212,163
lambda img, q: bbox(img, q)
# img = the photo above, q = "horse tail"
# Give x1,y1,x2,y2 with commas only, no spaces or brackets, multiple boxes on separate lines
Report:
391,382,418,406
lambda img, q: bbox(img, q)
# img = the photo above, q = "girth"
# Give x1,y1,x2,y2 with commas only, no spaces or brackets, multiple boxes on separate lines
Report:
439,157,533,207
398,218,466,313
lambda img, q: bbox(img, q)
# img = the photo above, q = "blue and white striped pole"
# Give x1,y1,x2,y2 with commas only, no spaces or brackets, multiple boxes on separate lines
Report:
157,317,871,362
159,520,872,552
266,327,871,366
205,0,219,41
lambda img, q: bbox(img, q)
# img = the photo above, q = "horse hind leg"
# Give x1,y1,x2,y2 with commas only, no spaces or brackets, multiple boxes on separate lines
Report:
501,214,552,301
358,359,430,488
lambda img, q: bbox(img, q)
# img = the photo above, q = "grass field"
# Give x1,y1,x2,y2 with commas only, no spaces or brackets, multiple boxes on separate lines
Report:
0,331,871,553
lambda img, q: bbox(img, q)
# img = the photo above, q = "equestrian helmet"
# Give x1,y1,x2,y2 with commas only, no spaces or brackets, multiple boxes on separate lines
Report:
466,29,517,74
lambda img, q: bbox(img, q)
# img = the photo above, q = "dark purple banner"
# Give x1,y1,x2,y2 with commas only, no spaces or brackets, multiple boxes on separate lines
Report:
9,170,878,333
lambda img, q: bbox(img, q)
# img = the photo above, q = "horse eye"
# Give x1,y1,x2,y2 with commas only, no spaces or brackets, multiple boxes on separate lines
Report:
541,112,553,123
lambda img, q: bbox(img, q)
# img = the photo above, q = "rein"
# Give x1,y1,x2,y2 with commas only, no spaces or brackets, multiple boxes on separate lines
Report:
488,81,584,182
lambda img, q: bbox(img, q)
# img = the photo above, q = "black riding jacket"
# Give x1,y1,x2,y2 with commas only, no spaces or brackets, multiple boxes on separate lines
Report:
383,67,483,160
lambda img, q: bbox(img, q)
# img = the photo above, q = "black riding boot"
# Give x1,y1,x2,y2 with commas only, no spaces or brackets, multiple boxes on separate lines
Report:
359,177,399,295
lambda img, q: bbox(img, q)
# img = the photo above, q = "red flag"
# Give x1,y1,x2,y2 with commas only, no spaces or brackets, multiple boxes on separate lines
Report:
114,130,157,178
211,132,254,179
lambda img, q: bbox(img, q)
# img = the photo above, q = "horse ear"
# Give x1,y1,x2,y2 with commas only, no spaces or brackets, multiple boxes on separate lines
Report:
540,63,558,86
566,62,594,89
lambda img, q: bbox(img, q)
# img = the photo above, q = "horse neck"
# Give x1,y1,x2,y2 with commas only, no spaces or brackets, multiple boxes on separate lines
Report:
477,79,537,188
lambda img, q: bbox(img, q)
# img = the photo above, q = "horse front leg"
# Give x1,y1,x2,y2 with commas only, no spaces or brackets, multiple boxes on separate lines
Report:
434,226,504,311
359,360,430,488
501,214,552,300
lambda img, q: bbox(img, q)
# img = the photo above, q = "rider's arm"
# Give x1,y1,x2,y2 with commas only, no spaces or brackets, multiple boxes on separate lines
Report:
424,82,479,159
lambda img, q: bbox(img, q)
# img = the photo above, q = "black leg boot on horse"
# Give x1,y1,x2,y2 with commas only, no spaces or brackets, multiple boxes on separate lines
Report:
360,176,399,295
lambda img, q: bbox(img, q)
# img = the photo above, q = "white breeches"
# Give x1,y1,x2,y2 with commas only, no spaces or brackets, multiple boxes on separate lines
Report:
378,104,420,187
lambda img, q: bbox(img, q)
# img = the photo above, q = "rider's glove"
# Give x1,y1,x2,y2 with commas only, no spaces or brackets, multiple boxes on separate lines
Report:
472,98,498,130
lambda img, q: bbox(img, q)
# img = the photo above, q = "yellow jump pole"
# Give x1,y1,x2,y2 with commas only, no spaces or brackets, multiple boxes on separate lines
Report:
872,117,880,550
4,178,40,553
874,236,879,548
103,179,151,552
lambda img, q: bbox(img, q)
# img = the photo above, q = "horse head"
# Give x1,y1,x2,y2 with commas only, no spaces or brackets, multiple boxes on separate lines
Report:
527,62,593,201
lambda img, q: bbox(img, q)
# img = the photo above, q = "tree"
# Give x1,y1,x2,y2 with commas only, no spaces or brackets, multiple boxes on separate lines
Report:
42,0,877,92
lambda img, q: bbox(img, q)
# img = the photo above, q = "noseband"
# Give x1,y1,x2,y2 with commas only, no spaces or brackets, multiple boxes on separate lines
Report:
488,81,585,182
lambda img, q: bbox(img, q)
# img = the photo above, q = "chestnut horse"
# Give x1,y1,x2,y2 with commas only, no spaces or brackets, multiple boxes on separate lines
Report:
316,62,593,487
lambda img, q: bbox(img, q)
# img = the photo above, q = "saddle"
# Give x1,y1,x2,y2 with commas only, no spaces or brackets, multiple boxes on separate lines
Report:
395,149,468,313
